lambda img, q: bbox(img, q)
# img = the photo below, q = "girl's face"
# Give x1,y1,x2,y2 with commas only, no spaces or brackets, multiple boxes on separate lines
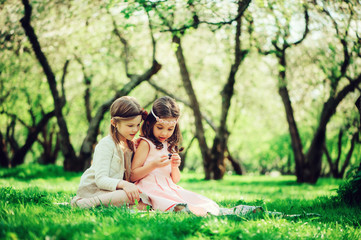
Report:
114,115,142,141
152,117,177,142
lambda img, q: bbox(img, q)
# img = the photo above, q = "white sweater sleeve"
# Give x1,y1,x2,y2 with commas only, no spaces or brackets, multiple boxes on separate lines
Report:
92,139,122,191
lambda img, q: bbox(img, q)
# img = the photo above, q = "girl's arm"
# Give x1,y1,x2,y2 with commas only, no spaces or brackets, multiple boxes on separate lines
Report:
130,140,152,182
130,140,170,182
170,153,181,184
171,166,181,184
93,138,123,191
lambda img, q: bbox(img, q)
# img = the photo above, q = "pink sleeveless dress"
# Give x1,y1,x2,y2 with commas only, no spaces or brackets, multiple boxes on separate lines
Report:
135,137,220,216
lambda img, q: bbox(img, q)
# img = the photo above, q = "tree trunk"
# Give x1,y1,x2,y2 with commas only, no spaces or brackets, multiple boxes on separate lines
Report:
277,52,306,182
20,0,80,171
209,3,248,179
0,131,9,168
304,76,361,183
172,35,212,179
21,0,161,171
173,0,250,180
84,75,92,123
356,95,361,173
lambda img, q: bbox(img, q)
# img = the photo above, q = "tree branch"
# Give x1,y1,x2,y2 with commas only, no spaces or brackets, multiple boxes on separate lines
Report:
75,56,92,122
335,129,343,169
1,110,29,128
145,9,157,61
110,13,131,78
60,60,70,108
158,0,252,33
291,6,309,46
322,143,334,174
340,131,357,177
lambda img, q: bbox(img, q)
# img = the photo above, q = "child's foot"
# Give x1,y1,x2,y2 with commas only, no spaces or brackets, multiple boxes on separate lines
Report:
174,204,186,212
219,205,264,216
233,205,263,215
136,201,152,211
170,203,189,213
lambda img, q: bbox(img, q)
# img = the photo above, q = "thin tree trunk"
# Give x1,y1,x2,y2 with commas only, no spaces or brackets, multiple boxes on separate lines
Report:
76,57,92,123
179,136,196,171
0,132,9,168
323,144,339,177
277,52,306,182
339,132,357,178
172,35,212,179
84,76,92,123
356,95,361,173
209,2,248,179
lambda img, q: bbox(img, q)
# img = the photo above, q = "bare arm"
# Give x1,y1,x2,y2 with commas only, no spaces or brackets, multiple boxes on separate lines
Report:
171,166,181,184
130,140,171,182
116,180,139,203
170,153,181,184
130,140,153,182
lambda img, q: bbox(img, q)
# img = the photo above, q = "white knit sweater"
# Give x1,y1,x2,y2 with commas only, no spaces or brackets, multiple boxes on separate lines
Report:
74,135,132,198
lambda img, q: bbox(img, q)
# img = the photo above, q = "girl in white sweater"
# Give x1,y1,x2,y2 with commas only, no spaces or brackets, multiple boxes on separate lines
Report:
71,96,149,209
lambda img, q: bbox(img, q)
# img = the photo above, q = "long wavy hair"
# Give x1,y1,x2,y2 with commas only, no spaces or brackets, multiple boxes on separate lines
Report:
141,96,182,153
109,96,146,181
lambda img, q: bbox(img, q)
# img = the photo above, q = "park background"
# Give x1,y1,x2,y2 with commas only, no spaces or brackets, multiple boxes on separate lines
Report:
1,0,361,239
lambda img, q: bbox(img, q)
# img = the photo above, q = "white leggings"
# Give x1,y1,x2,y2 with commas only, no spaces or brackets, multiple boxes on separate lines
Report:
72,190,148,209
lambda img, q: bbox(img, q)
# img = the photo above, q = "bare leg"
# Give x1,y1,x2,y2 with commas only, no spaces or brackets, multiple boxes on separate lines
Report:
73,190,138,209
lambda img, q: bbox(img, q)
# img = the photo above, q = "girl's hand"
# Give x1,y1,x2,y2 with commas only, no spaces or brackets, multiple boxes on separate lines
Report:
151,155,171,169
120,181,140,203
170,153,181,168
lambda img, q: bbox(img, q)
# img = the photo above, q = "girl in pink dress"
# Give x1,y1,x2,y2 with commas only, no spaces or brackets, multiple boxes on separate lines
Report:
130,96,220,216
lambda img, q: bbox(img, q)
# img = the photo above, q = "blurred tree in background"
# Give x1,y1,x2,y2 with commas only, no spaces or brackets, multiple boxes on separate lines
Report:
0,0,360,183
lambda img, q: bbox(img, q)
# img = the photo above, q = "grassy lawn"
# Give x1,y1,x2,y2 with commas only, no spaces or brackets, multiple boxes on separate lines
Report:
0,165,360,239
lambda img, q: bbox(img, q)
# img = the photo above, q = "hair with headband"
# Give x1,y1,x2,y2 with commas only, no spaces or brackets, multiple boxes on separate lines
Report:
109,96,145,181
141,96,183,153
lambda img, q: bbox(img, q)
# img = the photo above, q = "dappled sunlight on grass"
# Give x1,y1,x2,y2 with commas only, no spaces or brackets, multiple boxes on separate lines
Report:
180,173,342,206
0,176,80,194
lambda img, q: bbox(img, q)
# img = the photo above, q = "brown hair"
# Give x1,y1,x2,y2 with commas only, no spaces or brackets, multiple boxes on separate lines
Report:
141,96,182,153
109,96,145,181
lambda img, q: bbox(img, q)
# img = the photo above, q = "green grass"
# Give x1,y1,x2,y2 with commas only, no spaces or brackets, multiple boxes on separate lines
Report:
1,164,360,239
